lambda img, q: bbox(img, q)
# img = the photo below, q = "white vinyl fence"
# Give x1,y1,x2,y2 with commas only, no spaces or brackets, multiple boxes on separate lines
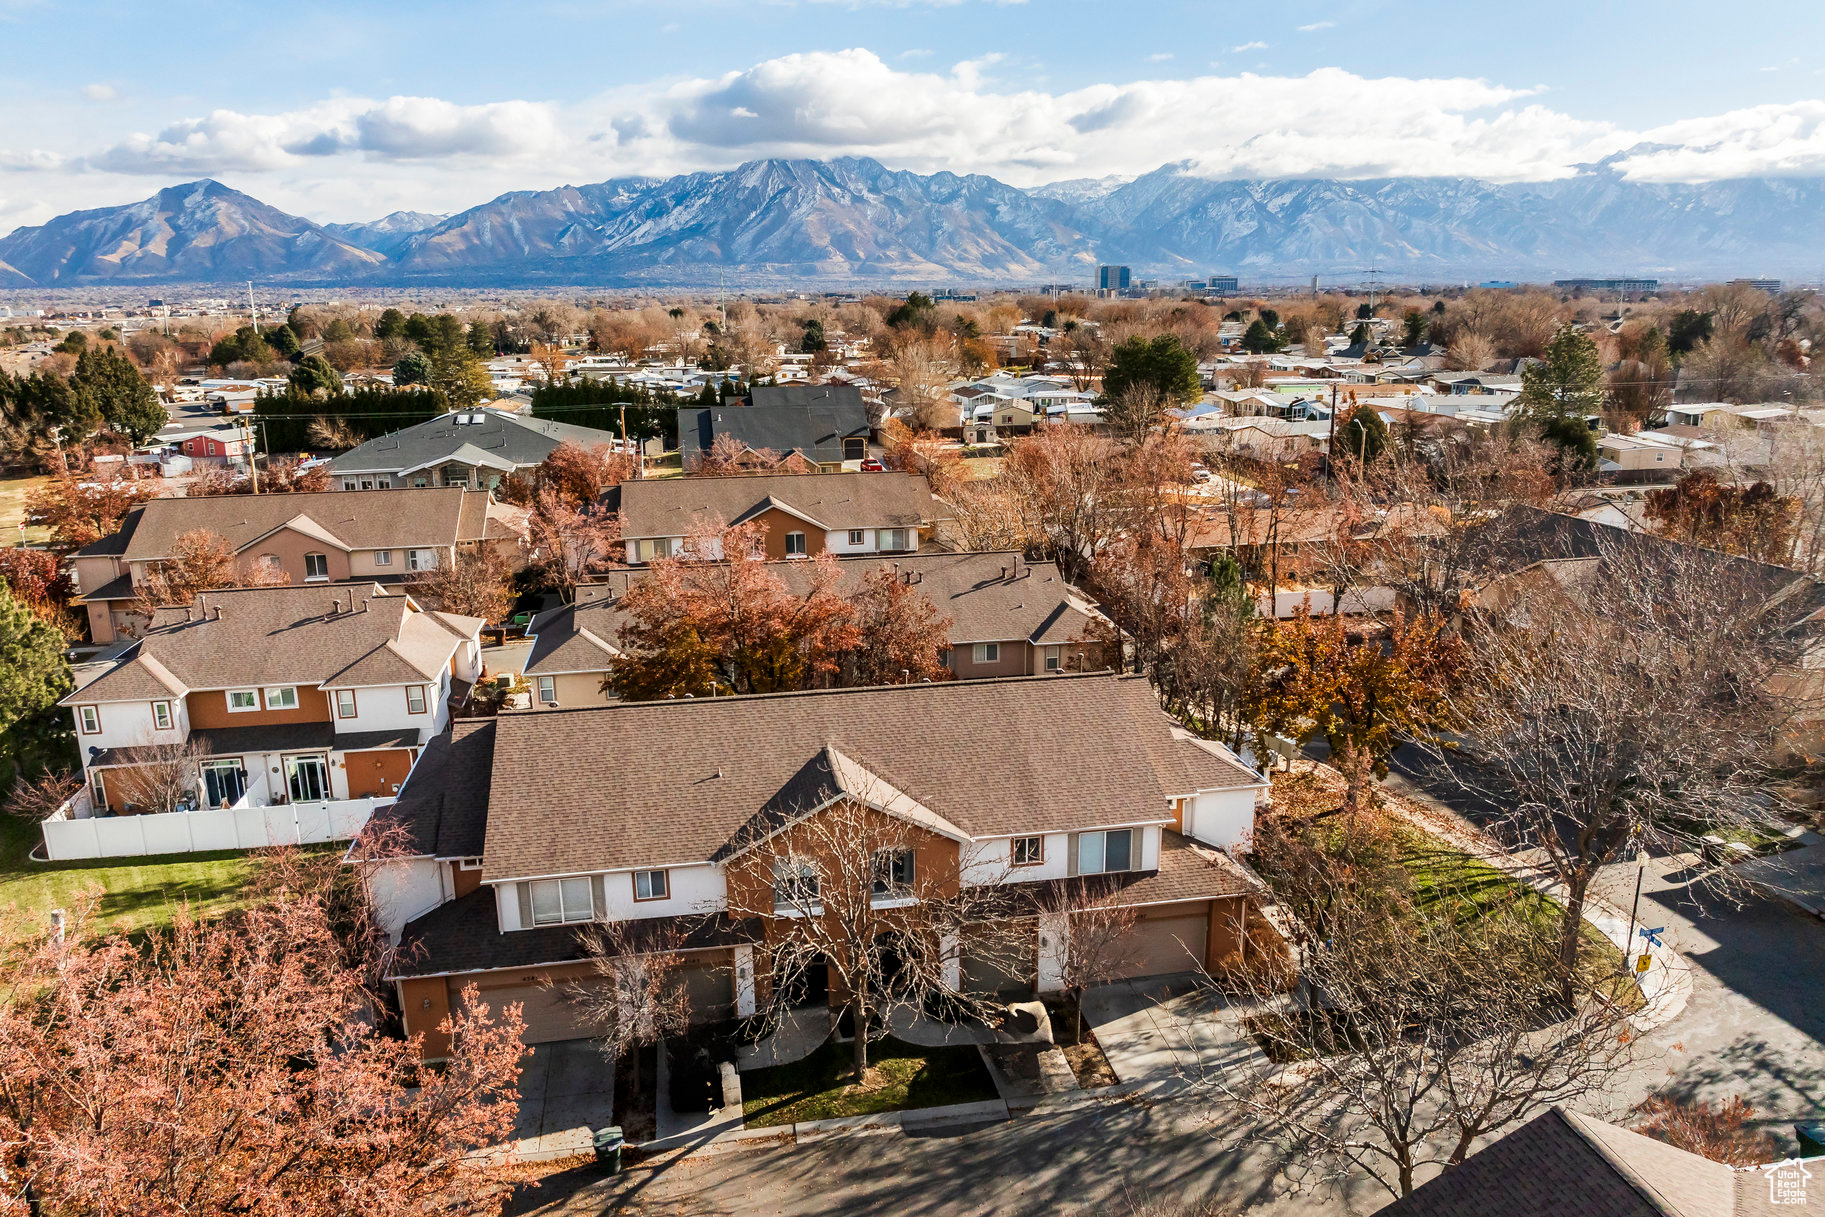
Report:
41,797,391,862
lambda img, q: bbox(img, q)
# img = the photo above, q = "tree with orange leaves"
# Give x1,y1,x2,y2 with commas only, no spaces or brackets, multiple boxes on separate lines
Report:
535,440,635,507
609,518,860,697
845,563,953,685
25,466,157,550
1245,608,1462,813
132,527,291,615
0,887,525,1215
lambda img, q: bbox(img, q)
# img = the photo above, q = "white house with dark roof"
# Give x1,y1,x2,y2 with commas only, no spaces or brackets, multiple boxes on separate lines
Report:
59,584,481,826
326,407,619,491
375,674,1277,1055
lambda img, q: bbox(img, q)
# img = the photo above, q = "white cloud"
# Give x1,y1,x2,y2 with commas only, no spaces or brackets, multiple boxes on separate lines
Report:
81,83,117,102
1231,41,1268,52
6,50,1825,230
1297,21,1335,32
1147,52,1174,62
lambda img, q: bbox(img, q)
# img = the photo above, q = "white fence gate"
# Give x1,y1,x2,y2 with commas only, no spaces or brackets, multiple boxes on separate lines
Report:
41,797,391,862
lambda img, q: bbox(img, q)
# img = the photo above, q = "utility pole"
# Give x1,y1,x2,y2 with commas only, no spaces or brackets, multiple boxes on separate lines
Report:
1327,384,1339,481
250,419,264,494
247,281,257,332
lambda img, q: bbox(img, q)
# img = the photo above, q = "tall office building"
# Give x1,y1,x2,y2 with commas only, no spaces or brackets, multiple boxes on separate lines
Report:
1097,265,1131,292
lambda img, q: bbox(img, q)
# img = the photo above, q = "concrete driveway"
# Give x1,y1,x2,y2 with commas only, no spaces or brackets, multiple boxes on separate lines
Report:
507,1039,615,1161
1080,974,1269,1091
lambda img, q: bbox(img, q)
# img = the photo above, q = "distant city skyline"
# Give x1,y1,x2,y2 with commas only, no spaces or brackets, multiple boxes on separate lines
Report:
2,0,1823,236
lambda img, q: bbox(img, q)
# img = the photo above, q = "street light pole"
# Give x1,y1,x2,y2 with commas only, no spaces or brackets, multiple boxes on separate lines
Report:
1624,848,1650,967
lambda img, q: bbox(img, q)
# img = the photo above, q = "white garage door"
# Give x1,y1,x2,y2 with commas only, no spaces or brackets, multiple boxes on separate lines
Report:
1118,903,1209,979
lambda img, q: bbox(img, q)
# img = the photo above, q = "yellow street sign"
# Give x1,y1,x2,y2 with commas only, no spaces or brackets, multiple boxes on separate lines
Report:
1635,954,1651,974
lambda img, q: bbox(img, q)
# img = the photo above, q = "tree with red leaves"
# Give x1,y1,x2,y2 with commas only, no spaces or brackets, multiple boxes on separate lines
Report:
535,441,636,507
1645,469,1799,565
609,518,860,697
845,564,953,685
25,467,158,550
133,527,291,614
525,488,622,593
0,549,75,626
0,889,526,1216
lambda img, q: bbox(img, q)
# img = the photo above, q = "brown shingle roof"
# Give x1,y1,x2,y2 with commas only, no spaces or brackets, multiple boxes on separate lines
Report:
522,552,1106,676
610,472,945,540
1380,1107,1739,1217
375,719,497,859
60,585,478,704
116,487,485,563
478,673,1263,882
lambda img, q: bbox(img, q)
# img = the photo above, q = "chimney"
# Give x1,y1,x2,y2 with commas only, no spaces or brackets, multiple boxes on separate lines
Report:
361,597,370,613
211,604,222,621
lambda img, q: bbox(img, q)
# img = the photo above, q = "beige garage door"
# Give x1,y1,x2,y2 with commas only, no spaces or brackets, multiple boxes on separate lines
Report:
455,978,606,1045
1118,903,1209,979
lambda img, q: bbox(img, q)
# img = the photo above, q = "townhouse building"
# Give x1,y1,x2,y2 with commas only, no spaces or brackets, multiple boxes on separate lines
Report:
609,471,947,565
377,674,1273,1055
517,550,1114,707
326,408,618,491
70,487,517,644
62,584,482,816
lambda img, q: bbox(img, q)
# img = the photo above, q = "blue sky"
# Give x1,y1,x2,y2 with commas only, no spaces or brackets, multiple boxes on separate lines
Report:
2,0,1823,233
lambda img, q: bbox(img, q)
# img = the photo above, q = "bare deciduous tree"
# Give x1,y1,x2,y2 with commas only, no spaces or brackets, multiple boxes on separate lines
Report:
724,789,1025,1079
1447,533,1808,1001
107,736,212,814
1039,879,1139,1040
571,919,695,1104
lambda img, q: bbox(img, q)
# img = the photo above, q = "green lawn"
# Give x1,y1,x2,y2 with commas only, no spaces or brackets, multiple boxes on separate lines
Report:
0,814,259,938
741,1037,999,1128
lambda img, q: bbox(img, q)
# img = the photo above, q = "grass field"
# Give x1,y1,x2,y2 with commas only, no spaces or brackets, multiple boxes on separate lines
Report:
741,1037,998,1128
0,475,51,545
0,815,259,938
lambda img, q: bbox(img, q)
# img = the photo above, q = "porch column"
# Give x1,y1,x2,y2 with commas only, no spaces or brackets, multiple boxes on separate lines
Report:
1036,912,1069,995
734,945,757,1018
940,930,961,991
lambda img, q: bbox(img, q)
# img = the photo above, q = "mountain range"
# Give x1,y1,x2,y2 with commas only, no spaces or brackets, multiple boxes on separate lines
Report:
1,157,1820,288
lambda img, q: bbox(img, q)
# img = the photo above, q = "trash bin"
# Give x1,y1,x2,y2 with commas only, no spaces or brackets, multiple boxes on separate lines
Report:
1797,1122,1825,1157
592,1126,624,1173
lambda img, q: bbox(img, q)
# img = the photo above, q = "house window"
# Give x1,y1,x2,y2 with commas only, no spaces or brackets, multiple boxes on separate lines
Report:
1077,829,1134,875
773,858,820,910
633,870,669,901
304,552,329,581
227,689,259,713
877,528,909,551
528,877,594,926
77,705,100,734
1045,646,1062,672
407,548,436,572
373,549,392,567
406,685,427,715
341,478,359,491
335,689,358,718
872,849,915,897
456,857,482,871
359,479,375,490
1012,836,1044,867
972,642,1000,665
411,476,429,488
536,676,557,705
784,531,808,557
152,701,172,730
264,686,299,711
848,529,865,545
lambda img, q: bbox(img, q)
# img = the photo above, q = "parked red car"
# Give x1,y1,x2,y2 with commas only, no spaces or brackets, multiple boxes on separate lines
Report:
859,457,885,471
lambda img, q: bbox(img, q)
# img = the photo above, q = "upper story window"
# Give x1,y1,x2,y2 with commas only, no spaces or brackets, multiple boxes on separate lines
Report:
335,689,358,718
373,549,392,567
151,701,172,731
784,531,807,557
1077,828,1134,875
407,549,436,572
227,689,259,713
773,857,820,911
972,642,1000,665
264,686,298,711
405,685,427,715
1012,836,1044,867
536,676,557,705
848,529,865,545
528,877,594,926
304,553,329,581
878,528,909,552
633,869,669,901
77,705,100,734
871,849,914,897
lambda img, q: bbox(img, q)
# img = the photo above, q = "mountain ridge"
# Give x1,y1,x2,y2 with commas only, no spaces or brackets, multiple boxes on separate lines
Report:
2,159,1819,287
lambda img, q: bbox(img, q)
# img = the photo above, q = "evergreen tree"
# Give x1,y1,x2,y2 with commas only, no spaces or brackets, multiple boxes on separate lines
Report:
1334,404,1389,466
71,347,165,442
263,323,300,358
392,352,431,387
467,321,496,357
1101,334,1203,405
1517,323,1605,423
0,581,72,784
374,308,407,340
288,354,344,397
1240,319,1283,354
